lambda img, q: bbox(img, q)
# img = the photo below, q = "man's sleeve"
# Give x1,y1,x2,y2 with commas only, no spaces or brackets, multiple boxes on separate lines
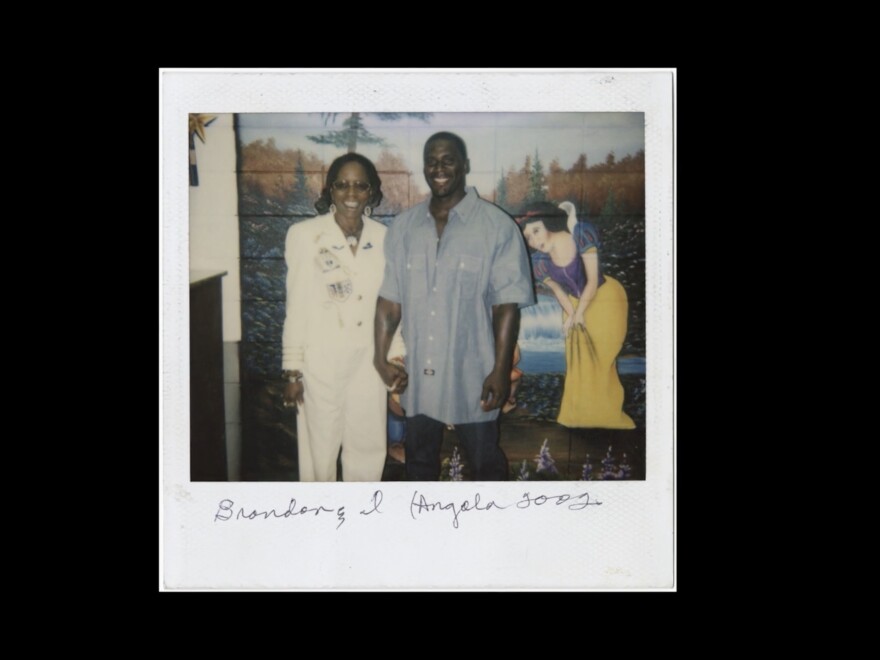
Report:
488,216,536,308
378,219,402,304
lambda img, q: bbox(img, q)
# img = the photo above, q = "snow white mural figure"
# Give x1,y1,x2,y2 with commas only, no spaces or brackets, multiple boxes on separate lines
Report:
520,201,635,429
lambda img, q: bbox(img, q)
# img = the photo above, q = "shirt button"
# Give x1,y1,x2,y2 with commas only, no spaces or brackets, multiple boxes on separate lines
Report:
357,295,362,300
427,359,432,365
460,262,465,269
357,321,362,326
407,264,411,269
430,311,435,316
432,287,437,292
429,336,433,341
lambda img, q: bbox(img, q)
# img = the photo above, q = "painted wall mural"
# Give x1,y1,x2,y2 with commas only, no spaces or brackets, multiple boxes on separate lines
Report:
235,112,646,481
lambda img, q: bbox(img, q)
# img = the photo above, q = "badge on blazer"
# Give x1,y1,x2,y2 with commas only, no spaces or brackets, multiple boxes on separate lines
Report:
327,279,353,301
316,248,341,273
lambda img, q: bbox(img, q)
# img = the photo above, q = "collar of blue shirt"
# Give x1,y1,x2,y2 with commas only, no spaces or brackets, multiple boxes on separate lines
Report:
422,186,480,224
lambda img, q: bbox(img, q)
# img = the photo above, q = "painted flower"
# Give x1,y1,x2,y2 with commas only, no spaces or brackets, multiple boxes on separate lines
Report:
581,454,593,481
535,439,559,475
448,446,464,482
619,452,632,480
601,446,617,480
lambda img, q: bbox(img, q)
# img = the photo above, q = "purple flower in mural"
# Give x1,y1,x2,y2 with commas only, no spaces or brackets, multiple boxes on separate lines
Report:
517,460,530,481
619,452,632,480
581,454,593,481
598,446,633,480
448,446,464,482
601,445,618,480
535,439,559,475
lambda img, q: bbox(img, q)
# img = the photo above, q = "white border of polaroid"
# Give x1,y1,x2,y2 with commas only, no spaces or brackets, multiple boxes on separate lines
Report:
160,68,675,591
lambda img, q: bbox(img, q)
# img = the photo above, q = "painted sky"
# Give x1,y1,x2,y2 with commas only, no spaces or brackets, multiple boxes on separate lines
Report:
237,112,645,200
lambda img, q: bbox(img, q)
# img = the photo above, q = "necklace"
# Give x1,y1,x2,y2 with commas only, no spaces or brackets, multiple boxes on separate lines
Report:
337,220,363,248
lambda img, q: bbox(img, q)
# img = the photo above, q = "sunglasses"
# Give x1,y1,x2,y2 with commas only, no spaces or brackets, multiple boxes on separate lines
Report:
331,180,371,193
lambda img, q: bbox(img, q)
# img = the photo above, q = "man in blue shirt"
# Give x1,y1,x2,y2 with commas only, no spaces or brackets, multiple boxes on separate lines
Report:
374,132,535,480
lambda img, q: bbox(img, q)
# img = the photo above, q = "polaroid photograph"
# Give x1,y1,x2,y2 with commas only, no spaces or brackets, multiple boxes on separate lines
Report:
161,69,675,590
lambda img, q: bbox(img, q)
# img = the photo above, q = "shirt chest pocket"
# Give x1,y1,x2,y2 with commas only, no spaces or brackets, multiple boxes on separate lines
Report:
406,254,428,297
455,254,481,299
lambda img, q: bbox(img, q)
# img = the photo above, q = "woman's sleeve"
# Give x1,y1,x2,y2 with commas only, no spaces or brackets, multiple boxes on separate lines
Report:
574,221,600,255
281,224,307,372
532,252,551,284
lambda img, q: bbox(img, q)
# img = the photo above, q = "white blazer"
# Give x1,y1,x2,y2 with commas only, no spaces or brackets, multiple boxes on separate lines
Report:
282,213,404,373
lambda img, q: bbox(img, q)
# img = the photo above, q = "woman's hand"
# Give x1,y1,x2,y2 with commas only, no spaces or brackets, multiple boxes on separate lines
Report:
376,360,409,395
563,308,587,335
283,381,304,409
573,307,587,331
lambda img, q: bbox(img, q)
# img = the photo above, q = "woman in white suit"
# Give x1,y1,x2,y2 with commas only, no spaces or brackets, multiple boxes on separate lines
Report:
282,154,406,481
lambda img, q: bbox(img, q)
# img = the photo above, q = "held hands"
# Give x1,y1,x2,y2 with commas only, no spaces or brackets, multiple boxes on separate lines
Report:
376,359,409,395
481,368,511,412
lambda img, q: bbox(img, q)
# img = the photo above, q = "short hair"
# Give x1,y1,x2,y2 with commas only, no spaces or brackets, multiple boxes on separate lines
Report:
519,201,569,233
315,153,384,214
424,131,468,161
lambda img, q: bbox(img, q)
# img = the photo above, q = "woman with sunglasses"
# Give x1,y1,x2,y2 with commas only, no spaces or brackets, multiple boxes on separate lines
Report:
282,153,406,481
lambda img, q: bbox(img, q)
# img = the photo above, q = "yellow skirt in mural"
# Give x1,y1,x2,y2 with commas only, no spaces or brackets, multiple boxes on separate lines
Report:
557,276,636,429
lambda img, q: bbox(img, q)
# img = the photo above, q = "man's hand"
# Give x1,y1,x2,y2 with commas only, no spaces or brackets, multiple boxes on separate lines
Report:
375,296,404,394
482,303,519,411
480,368,511,412
376,360,409,395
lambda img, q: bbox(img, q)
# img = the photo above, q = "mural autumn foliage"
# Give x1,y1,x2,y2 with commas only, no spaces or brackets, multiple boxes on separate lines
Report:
239,138,645,220
239,139,423,216
497,150,645,217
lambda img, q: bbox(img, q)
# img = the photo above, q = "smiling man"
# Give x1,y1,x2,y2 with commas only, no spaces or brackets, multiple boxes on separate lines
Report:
374,132,535,481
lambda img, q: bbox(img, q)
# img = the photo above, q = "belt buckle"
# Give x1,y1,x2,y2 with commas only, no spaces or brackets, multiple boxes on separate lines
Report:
423,368,435,376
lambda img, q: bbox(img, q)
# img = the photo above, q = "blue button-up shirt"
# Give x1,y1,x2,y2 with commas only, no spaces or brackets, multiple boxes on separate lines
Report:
379,187,535,424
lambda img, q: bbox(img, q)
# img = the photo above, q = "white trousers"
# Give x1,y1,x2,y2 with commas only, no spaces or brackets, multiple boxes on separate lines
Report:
296,344,387,482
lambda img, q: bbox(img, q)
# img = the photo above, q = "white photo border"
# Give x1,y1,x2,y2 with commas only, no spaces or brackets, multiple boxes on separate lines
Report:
161,69,675,590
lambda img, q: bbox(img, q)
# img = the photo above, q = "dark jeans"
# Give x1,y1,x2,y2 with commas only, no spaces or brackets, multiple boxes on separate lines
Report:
405,414,509,481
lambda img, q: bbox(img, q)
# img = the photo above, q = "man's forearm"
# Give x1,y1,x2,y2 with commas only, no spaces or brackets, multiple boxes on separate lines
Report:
374,296,402,366
491,303,520,374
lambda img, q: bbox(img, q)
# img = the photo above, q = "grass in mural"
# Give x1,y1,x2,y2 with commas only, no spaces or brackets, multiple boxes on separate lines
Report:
438,438,637,481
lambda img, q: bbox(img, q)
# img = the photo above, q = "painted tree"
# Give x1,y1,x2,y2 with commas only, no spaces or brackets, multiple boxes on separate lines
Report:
373,149,415,214
307,112,432,153
294,152,308,195
527,149,547,202
505,157,531,209
600,188,618,220
280,150,314,213
239,140,324,215
496,167,508,208
546,158,566,203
